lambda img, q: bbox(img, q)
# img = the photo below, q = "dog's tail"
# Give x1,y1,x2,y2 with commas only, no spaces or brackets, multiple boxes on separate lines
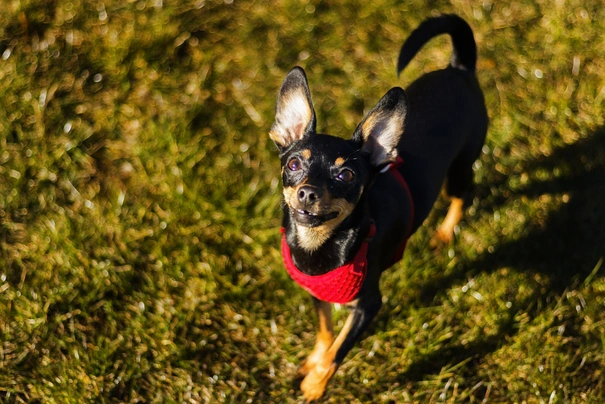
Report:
397,14,477,76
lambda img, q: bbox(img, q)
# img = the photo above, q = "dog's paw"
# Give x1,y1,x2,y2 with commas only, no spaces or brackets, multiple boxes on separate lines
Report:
297,337,334,379
432,197,464,248
430,227,454,249
296,359,314,379
300,363,337,402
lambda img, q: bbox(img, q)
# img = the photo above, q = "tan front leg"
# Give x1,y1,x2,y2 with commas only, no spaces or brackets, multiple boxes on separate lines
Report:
298,300,334,378
431,197,464,247
300,311,355,402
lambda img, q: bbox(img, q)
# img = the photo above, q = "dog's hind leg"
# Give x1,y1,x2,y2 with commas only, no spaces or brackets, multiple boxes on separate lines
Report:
432,196,465,245
431,145,479,246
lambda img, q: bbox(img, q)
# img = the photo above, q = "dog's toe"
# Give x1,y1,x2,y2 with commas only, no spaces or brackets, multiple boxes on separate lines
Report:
296,359,314,379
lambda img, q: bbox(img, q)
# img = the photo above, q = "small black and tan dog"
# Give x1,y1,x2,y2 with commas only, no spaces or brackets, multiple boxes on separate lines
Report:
269,15,488,401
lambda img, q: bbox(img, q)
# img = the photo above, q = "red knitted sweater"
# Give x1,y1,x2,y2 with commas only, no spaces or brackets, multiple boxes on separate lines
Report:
280,224,375,304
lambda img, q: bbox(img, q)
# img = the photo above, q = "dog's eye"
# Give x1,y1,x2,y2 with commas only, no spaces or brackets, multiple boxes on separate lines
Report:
337,169,355,182
287,157,302,171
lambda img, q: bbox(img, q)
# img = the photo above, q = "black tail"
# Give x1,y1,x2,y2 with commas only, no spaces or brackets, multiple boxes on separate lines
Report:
397,14,477,76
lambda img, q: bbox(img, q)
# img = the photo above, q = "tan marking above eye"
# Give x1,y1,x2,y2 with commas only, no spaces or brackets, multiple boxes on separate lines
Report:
334,157,345,166
302,149,312,159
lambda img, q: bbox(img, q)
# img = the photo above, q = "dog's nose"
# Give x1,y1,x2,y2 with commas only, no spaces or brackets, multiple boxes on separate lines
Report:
297,185,323,205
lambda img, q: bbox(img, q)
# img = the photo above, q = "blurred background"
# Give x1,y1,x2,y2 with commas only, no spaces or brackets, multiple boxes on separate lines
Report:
1,0,604,402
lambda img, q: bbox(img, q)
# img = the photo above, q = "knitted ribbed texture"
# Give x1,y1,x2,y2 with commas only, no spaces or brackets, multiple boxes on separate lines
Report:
280,225,375,304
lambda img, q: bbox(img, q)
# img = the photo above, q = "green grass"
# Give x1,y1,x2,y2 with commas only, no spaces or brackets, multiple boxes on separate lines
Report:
1,0,604,402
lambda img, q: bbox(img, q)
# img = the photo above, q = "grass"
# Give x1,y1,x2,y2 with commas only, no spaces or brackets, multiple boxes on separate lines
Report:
1,0,604,402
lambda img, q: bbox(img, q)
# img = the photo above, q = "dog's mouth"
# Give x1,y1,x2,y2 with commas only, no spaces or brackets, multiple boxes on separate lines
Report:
292,208,339,227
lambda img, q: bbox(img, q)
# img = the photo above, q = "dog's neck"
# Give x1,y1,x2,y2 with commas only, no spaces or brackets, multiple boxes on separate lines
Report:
295,225,333,253
282,200,371,276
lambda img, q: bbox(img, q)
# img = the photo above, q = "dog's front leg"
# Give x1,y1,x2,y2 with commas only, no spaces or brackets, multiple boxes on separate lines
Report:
297,298,334,378
300,295,382,402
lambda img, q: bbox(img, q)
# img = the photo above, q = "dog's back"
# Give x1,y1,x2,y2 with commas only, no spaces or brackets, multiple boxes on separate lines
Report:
393,15,488,229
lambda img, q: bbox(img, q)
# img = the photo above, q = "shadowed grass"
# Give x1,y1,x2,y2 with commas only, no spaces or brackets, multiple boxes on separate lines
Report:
1,0,604,402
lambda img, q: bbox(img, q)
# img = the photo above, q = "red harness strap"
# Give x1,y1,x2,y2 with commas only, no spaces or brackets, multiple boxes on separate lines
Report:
280,156,414,304
383,156,415,263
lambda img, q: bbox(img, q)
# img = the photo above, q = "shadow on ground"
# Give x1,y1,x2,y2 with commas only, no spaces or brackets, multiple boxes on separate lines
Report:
389,126,605,384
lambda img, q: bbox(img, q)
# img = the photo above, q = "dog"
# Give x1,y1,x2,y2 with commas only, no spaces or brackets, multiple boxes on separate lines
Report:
269,14,488,401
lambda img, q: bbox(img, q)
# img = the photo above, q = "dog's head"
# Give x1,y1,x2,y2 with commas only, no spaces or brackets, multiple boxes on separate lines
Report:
270,67,408,251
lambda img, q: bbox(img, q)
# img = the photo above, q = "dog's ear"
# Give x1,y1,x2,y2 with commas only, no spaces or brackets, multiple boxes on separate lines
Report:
269,67,316,151
352,87,407,167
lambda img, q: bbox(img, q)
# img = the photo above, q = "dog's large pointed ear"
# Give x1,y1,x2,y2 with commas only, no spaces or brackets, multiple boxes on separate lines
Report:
352,87,407,167
269,67,316,151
